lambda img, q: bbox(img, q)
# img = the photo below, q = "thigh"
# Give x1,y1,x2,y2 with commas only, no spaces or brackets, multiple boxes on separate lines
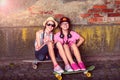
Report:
54,44,61,58
70,43,79,51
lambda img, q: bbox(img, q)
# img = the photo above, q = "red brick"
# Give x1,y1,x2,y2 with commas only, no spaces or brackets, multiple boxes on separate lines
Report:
80,13,91,18
115,1,120,4
116,5,120,8
107,17,120,22
93,5,107,9
88,17,103,23
88,9,101,13
116,9,120,13
108,13,120,17
88,18,96,23
54,14,64,19
96,17,104,22
101,9,114,13
94,14,103,17
105,1,111,4
41,11,53,14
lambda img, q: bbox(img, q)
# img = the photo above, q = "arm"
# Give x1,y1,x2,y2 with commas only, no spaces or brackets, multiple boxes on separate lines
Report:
76,36,84,47
35,30,44,51
53,33,58,44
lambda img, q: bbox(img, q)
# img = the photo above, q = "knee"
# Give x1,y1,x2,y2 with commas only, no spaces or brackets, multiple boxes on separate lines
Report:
71,44,79,50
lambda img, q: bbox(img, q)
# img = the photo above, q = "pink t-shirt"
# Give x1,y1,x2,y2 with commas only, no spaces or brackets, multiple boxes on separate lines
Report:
54,31,80,46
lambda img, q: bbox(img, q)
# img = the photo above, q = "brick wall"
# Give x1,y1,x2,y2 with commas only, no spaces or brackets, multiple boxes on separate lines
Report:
80,0,120,24
1,0,119,26
0,0,120,61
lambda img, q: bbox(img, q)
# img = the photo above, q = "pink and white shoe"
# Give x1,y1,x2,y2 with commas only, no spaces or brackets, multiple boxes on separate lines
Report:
71,63,80,71
54,65,64,74
78,62,86,70
65,64,73,72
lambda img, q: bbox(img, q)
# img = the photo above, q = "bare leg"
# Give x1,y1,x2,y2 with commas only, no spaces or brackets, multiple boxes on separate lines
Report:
47,41,64,73
70,43,82,62
63,44,75,64
56,42,69,65
47,41,58,66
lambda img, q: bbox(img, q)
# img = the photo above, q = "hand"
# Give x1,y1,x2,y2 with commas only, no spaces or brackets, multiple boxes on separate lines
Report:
35,46,40,51
44,37,50,43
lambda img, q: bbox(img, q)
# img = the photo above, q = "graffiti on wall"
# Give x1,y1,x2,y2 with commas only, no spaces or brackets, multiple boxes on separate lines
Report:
62,0,87,3
28,6,65,19
28,6,54,15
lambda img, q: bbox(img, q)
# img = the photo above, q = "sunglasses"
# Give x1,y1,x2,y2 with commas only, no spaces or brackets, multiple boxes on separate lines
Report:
46,23,55,27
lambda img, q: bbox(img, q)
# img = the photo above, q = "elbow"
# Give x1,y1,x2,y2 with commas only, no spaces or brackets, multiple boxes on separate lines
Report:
82,38,85,43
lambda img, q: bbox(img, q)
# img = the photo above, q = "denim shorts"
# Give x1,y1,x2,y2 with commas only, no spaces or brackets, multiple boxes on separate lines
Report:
35,44,59,61
35,45,49,61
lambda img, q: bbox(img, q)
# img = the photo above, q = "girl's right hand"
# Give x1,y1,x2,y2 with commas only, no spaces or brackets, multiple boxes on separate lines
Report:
35,45,40,51
35,44,46,51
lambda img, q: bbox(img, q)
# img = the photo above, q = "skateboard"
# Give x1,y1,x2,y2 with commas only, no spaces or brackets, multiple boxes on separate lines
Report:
22,59,52,69
53,65,95,80
22,59,62,69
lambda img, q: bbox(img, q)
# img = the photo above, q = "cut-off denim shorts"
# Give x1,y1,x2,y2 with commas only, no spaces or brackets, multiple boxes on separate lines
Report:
35,44,59,61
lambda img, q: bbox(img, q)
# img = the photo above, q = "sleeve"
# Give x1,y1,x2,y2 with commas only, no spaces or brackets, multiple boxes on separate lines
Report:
72,31,80,40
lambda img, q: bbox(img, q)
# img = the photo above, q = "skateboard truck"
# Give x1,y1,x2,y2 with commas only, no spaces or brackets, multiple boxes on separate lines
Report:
83,70,92,77
55,73,62,80
32,62,38,69
31,60,39,69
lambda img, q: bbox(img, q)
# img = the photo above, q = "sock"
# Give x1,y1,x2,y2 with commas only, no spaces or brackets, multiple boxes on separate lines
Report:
54,64,58,68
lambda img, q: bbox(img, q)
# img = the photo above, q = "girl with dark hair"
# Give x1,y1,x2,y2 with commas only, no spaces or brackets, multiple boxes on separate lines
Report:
54,17,86,71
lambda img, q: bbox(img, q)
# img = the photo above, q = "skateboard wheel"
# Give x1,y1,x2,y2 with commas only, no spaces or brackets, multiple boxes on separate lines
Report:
86,72,91,77
55,74,62,80
32,64,38,69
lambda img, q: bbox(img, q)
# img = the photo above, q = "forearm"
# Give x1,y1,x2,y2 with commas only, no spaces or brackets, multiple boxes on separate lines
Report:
76,38,84,47
35,43,45,51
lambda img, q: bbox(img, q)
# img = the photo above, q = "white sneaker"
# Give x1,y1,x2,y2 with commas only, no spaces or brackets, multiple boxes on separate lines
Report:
54,65,64,74
65,64,73,72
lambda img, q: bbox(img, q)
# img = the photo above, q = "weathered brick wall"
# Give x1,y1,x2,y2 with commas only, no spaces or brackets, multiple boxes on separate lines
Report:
0,0,120,60
0,0,114,26
0,27,39,60
80,0,120,24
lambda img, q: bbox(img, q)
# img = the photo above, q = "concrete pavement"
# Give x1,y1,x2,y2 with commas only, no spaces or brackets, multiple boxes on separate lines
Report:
0,59,120,80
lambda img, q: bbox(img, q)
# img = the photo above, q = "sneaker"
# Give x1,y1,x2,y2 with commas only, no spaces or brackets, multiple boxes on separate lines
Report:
54,65,64,74
65,64,73,72
78,62,86,70
71,63,80,71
